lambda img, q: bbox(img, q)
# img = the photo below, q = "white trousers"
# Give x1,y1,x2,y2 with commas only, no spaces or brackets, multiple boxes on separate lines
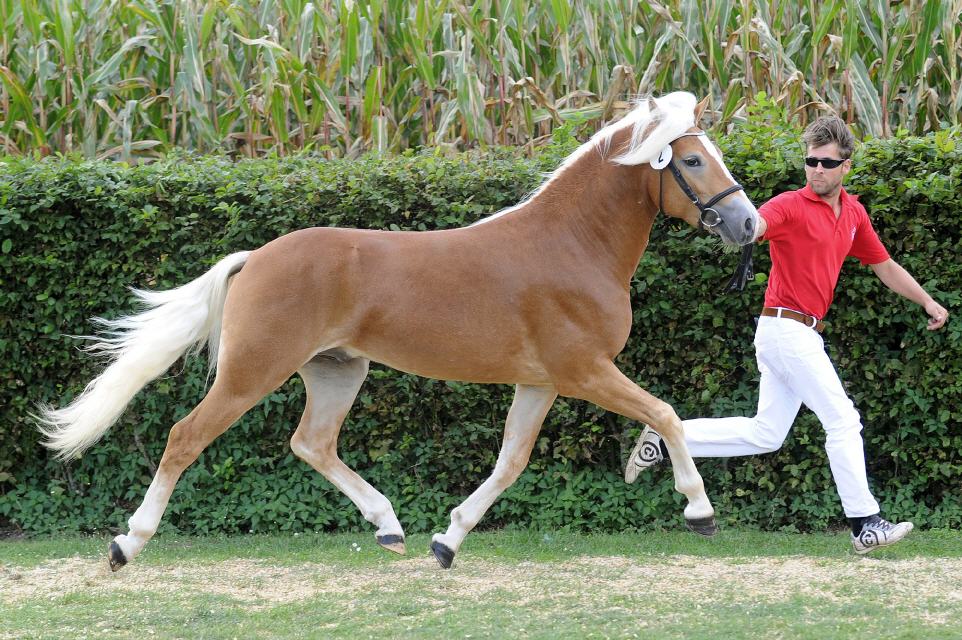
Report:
683,315,880,518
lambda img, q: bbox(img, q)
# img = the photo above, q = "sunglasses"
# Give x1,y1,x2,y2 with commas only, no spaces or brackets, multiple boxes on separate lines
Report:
805,156,846,169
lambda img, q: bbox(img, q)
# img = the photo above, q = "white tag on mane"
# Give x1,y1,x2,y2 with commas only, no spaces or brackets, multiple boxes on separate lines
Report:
650,145,672,170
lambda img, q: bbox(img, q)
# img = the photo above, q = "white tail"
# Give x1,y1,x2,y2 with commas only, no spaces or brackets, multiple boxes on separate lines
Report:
37,251,251,460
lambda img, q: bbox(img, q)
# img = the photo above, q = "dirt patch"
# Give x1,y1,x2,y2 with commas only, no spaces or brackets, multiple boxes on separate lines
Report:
1,557,332,609
3,553,961,624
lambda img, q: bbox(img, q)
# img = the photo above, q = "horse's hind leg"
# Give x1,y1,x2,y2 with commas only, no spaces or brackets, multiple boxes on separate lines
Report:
431,384,557,569
290,356,406,554
109,373,283,571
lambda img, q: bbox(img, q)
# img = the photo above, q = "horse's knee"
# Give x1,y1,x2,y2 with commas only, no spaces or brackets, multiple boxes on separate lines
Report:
491,458,529,491
289,433,311,460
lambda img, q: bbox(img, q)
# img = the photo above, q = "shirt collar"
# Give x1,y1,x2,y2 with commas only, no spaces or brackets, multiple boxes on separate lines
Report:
800,183,857,207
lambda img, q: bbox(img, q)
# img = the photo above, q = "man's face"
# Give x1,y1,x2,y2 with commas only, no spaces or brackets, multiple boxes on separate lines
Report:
805,142,851,197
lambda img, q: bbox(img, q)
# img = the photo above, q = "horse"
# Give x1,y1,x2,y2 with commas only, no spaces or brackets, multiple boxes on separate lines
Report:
38,91,759,571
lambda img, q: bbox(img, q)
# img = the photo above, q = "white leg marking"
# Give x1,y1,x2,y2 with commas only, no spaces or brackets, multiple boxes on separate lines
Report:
432,385,556,553
112,474,176,561
572,361,714,525
668,442,715,521
653,408,714,522
291,358,405,542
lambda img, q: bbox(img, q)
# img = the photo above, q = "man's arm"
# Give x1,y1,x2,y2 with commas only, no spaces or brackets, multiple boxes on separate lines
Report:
870,259,948,330
753,216,767,242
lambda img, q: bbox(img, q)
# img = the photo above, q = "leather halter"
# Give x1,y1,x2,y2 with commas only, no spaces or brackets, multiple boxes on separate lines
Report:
656,132,745,230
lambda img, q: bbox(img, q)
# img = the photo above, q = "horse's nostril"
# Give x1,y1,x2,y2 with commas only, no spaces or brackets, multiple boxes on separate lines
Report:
745,218,753,231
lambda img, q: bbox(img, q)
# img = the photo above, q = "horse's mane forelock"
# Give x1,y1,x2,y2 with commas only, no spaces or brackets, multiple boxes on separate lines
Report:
539,92,697,184
606,92,697,165
543,91,697,178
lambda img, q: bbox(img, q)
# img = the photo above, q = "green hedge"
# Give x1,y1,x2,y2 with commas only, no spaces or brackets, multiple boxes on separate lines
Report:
2,109,960,537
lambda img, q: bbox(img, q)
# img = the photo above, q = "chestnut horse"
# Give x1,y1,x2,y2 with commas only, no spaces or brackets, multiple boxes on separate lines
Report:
39,92,759,570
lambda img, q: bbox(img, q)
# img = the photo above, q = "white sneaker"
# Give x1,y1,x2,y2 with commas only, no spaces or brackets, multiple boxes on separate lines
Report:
624,425,663,484
851,516,914,554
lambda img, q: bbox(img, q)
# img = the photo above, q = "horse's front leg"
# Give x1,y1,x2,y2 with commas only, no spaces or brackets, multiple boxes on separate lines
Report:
431,384,557,569
563,359,716,534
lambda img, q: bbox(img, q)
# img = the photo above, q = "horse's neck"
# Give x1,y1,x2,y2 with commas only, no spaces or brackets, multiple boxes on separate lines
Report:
519,153,656,284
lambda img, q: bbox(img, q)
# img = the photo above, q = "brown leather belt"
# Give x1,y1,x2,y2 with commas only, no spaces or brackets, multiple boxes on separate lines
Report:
761,307,825,333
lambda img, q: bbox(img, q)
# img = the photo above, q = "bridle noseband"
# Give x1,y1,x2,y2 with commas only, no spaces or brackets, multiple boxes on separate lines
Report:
655,132,745,230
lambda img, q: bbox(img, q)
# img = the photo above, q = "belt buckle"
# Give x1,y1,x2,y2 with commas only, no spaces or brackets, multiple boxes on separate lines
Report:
776,307,817,329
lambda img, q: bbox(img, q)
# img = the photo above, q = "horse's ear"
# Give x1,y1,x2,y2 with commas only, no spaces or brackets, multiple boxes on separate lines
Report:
648,97,659,114
694,96,710,125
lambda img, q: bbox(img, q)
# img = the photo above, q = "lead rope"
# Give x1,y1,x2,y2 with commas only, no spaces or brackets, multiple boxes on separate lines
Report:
723,243,754,293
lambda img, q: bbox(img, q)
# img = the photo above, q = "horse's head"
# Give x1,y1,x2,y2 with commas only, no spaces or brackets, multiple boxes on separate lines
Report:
650,127,759,246
612,93,759,246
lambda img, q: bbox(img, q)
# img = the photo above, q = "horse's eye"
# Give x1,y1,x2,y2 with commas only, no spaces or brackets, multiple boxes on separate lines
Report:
684,156,701,167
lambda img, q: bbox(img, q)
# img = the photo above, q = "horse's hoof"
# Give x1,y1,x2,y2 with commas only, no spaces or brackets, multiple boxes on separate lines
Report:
431,541,455,569
377,534,406,555
685,515,718,537
108,541,128,572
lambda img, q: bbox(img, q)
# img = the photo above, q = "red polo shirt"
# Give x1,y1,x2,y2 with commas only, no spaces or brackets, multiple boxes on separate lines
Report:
759,185,889,320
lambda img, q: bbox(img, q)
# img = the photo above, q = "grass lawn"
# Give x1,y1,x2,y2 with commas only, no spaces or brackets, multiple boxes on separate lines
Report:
2,529,961,639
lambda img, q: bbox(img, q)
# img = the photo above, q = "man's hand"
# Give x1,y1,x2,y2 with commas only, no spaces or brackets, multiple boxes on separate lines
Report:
871,259,948,331
925,300,949,331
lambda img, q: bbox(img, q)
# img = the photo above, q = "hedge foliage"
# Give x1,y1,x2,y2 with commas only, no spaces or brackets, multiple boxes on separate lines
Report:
2,103,960,537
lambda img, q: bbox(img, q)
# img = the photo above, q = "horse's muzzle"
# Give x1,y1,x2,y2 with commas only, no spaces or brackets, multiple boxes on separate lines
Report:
710,199,759,246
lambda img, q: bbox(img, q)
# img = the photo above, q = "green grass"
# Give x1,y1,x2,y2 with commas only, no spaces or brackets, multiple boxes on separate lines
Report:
2,530,961,639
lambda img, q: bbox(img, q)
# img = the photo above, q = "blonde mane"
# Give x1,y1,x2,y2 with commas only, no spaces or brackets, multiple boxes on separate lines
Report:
473,92,697,226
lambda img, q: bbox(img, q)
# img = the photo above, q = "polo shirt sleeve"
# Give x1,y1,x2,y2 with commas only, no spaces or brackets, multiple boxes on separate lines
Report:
758,192,795,241
849,210,890,265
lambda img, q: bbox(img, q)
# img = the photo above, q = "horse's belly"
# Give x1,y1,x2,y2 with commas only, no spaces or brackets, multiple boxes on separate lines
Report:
338,338,551,386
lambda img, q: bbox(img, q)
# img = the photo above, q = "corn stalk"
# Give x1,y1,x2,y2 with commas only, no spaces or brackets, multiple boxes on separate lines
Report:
1,0,960,158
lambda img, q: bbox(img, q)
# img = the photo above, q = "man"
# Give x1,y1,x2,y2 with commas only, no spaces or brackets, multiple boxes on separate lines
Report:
625,115,949,554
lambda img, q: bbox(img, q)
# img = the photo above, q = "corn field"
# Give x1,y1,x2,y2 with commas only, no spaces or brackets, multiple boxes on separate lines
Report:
1,0,961,160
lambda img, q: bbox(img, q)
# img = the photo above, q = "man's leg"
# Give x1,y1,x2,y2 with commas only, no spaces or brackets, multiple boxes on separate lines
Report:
683,359,802,457
777,325,879,517
777,323,912,552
